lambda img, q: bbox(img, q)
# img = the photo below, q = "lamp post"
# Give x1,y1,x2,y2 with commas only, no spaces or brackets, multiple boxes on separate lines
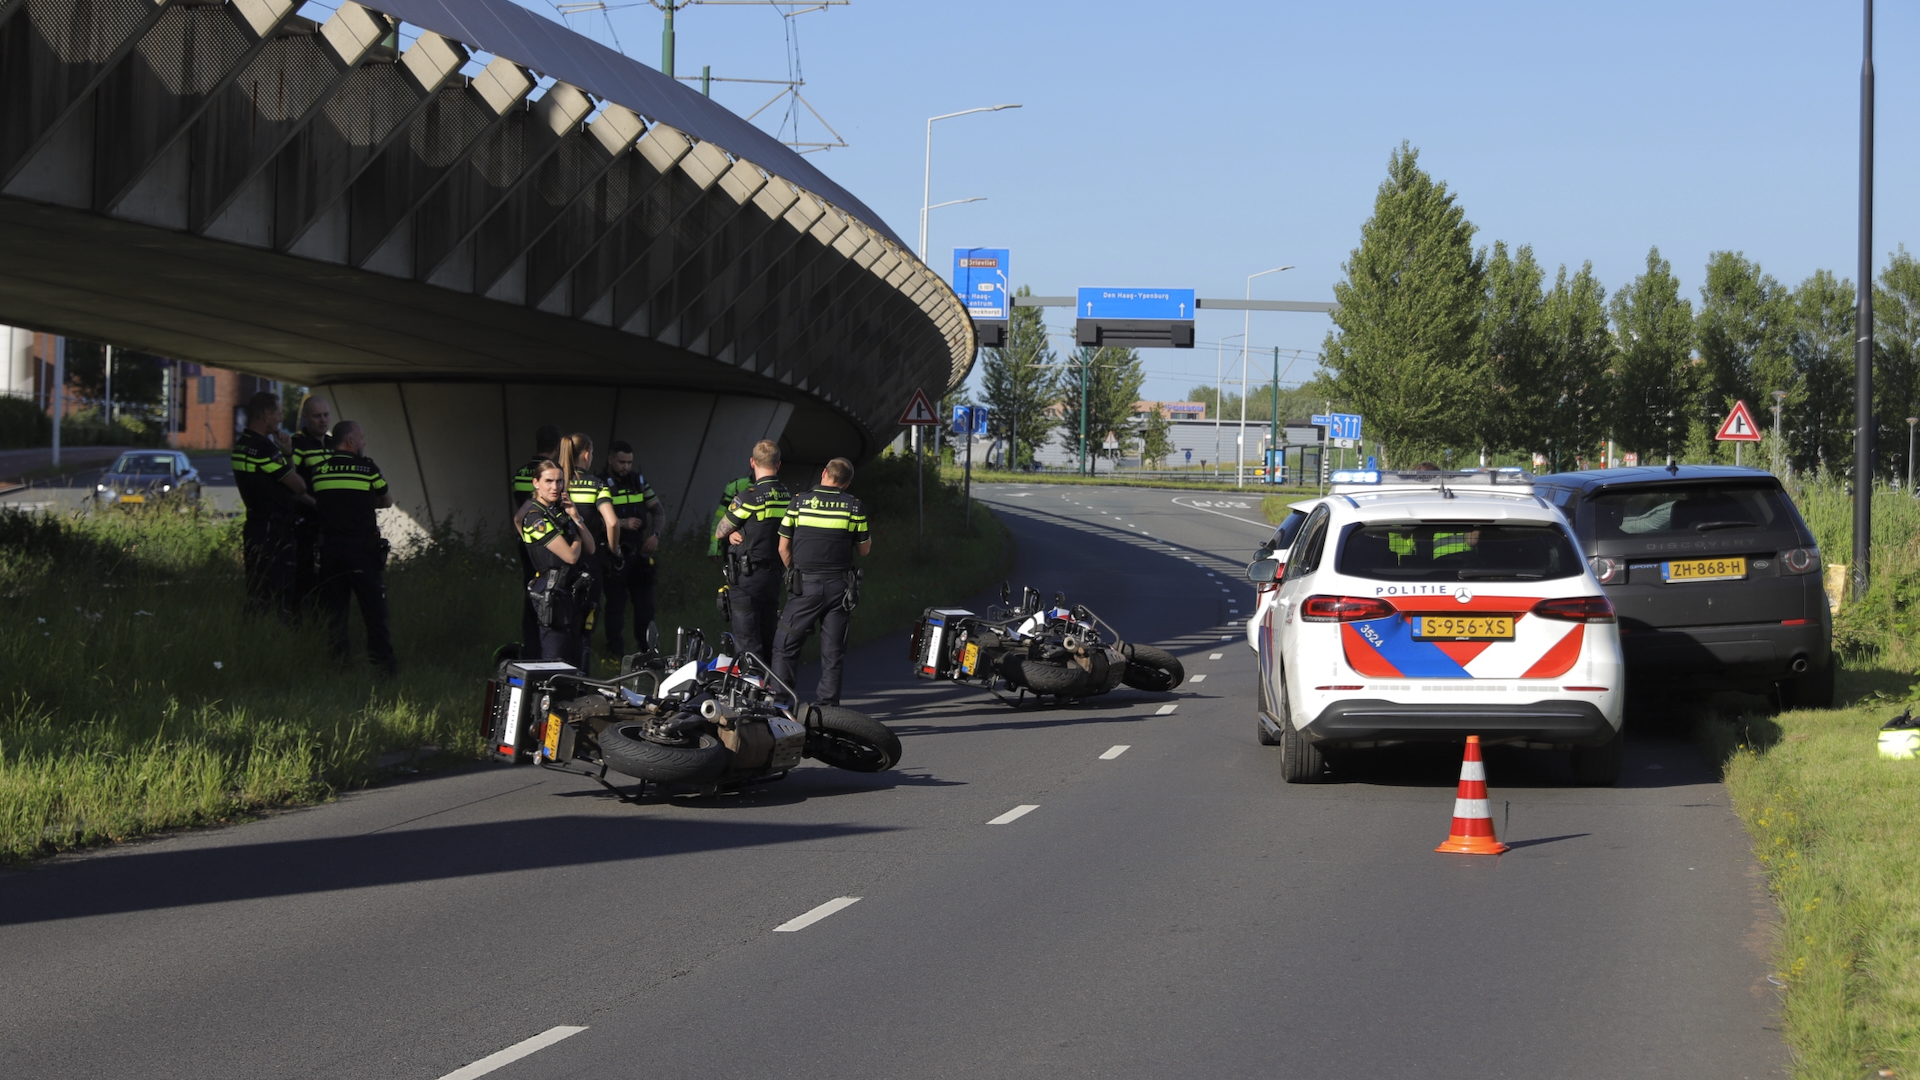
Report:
1771,390,1788,475
919,104,1020,261
1907,417,1917,494
1213,333,1242,479
1235,266,1293,487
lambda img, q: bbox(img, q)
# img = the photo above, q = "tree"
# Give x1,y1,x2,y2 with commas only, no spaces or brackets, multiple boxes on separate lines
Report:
1058,346,1145,473
1874,246,1920,486
1476,241,1548,459
1787,270,1856,475
1695,252,1791,421
1536,263,1612,471
980,284,1059,469
1322,143,1485,465
1607,247,1696,462
1137,403,1176,467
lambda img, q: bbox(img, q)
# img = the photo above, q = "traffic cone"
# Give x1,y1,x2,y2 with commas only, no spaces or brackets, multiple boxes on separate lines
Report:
1436,736,1507,855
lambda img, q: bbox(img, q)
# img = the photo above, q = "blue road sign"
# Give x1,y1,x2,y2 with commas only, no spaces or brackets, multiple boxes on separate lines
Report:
954,248,1010,319
972,406,989,436
951,405,995,437
1076,287,1195,320
1310,412,1363,441
1184,448,1192,463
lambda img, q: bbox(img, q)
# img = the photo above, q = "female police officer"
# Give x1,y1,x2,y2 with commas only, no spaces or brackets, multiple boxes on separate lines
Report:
517,459,597,668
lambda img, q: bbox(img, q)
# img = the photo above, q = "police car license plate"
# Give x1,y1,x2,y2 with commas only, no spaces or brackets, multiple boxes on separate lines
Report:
961,643,979,675
1663,557,1746,582
120,494,144,504
1415,615,1514,641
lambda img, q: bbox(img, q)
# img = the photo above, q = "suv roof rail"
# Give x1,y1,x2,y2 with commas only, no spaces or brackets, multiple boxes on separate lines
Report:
1331,468,1536,494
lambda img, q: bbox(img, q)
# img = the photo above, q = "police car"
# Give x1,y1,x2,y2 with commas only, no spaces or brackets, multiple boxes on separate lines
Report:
1245,498,1319,652
1250,470,1625,785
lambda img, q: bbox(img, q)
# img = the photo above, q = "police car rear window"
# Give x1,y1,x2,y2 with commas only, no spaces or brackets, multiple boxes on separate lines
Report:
1585,483,1791,541
1338,524,1581,582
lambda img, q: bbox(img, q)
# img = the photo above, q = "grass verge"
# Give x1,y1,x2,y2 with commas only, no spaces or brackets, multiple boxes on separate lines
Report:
0,457,1007,864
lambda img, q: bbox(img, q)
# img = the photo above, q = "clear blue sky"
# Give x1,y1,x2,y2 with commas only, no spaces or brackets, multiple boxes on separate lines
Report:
527,0,1917,402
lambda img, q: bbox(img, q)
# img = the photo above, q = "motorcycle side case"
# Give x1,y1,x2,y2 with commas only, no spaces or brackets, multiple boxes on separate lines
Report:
488,660,579,762
913,608,973,679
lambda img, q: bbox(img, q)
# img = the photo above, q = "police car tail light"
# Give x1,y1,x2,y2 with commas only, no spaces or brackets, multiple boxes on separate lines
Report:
1531,596,1616,623
1586,556,1623,585
1300,595,1395,623
1780,547,1819,575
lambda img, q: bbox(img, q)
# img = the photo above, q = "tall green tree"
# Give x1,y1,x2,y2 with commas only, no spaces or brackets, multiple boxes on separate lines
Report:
1322,143,1485,465
1137,403,1176,467
1695,251,1791,419
1537,262,1613,470
1787,270,1856,475
1476,241,1548,458
1874,246,1920,486
980,284,1059,468
1607,247,1697,462
1058,346,1145,473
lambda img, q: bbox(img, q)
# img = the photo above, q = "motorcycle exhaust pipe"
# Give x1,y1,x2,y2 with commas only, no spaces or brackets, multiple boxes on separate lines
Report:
701,699,732,726
1791,656,1809,674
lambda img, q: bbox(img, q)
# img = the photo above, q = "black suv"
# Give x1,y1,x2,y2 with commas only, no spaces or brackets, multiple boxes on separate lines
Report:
1533,465,1832,707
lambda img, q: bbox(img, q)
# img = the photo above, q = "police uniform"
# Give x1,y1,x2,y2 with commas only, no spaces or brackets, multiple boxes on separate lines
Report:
707,476,753,558
510,456,548,656
311,449,396,672
232,428,299,620
770,485,869,705
518,498,592,669
603,467,661,657
290,428,330,611
566,470,613,641
718,475,792,660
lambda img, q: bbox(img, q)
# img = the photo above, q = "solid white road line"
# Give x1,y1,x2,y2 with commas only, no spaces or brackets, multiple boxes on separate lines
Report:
1210,653,1224,660
773,896,863,932
1156,704,1179,715
1100,745,1130,760
436,1026,588,1080
987,804,1040,825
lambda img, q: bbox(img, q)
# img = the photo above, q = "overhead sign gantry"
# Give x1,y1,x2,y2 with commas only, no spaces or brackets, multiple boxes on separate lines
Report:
1074,287,1197,348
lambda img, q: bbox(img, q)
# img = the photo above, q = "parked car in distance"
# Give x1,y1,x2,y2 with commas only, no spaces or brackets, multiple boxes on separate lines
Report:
92,451,201,507
1532,464,1832,708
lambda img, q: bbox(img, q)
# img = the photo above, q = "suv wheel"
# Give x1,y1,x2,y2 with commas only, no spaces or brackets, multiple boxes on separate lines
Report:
1778,660,1836,711
1570,728,1624,786
1275,675,1324,783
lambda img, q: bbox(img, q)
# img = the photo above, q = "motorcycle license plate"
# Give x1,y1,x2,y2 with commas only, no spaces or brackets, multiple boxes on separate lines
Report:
1663,556,1746,582
541,712,563,759
961,643,979,675
1414,615,1514,641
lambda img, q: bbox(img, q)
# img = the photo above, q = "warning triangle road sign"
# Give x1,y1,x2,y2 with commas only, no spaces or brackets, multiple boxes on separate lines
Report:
1715,400,1763,442
899,388,940,426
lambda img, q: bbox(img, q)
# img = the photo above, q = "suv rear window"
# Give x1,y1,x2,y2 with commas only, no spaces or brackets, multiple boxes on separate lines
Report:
1338,523,1582,582
1585,483,1795,541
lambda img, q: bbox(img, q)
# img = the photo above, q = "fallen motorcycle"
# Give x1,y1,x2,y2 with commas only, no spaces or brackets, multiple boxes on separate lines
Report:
481,629,902,800
909,583,1185,703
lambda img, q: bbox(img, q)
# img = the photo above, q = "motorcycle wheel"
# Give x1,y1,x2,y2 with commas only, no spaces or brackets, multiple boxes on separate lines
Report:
597,724,730,785
805,706,902,773
1010,657,1092,697
1120,643,1184,691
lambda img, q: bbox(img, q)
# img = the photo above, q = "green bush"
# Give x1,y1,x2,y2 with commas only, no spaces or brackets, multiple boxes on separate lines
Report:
0,396,51,450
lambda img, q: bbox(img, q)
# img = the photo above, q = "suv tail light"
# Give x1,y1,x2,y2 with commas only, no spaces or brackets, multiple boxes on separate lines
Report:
1586,556,1623,585
1300,595,1396,622
1780,547,1819,575
1531,595,1616,623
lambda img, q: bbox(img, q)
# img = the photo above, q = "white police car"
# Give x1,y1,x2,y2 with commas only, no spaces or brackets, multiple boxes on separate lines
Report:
1249,470,1625,785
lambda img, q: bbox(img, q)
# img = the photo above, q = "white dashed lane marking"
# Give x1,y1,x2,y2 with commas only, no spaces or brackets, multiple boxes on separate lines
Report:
1099,745,1130,760
1188,674,1207,683
1156,704,1179,715
1209,653,1223,660
987,805,1040,825
773,897,863,932
437,1026,588,1080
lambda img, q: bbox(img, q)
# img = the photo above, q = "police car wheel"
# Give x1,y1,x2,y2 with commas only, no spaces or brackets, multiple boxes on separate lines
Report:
1120,643,1184,692
1569,728,1624,787
1276,679,1324,784
597,725,730,785
804,706,901,772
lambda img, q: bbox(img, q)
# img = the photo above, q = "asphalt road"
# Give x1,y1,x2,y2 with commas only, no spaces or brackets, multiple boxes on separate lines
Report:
0,450,241,512
0,483,1784,1079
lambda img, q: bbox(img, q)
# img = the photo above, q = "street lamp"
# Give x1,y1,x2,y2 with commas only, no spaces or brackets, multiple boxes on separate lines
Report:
919,104,1021,261
1771,390,1788,475
1237,265,1294,487
1214,333,1243,478
1907,416,1917,494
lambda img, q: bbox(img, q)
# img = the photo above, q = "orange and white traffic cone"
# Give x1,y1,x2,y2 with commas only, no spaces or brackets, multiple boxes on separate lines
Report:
1436,735,1507,855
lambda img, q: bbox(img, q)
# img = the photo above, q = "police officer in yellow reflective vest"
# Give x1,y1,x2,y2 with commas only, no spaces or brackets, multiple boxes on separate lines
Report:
562,433,619,652
510,425,562,656
232,391,310,621
603,440,663,657
289,394,332,612
518,459,596,668
712,439,791,661
311,420,397,674
771,456,870,705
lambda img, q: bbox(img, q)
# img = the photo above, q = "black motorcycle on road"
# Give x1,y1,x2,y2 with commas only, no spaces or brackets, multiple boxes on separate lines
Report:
910,584,1186,704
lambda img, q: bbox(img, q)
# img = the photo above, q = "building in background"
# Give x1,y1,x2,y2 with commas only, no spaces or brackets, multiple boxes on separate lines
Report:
1135,400,1206,421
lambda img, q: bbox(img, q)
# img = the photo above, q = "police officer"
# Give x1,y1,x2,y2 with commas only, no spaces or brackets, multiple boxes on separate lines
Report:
562,433,619,647
311,420,397,674
518,459,596,668
708,474,754,560
712,439,791,661
232,391,310,621
603,440,664,657
511,425,562,656
771,456,870,705
289,394,332,613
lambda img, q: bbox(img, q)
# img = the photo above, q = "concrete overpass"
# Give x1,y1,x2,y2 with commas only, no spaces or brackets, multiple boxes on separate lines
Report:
0,0,974,533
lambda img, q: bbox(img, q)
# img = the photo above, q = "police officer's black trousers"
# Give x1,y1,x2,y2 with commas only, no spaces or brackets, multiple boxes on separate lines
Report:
772,574,850,705
242,514,297,622
293,513,322,615
602,551,656,657
320,537,395,672
538,624,589,670
728,565,782,663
